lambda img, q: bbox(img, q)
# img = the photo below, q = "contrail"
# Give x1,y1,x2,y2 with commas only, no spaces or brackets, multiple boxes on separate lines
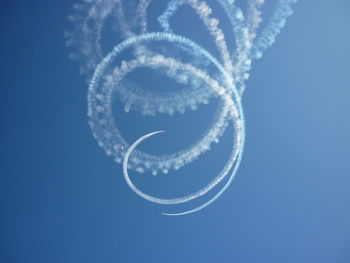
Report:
119,54,244,215
87,32,242,175
67,0,297,215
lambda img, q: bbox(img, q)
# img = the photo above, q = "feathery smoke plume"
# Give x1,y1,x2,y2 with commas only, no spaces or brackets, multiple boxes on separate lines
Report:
66,0,297,215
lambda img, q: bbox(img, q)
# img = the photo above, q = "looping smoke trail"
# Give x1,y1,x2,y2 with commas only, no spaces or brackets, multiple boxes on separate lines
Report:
87,32,241,176
66,0,297,216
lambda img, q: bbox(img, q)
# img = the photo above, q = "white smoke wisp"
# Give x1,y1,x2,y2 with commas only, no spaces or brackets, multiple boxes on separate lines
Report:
121,55,243,210
67,0,297,216
87,33,240,175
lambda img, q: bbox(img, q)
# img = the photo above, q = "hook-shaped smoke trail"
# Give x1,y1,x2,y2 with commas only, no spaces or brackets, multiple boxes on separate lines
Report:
67,0,298,216
88,32,242,175
252,0,297,59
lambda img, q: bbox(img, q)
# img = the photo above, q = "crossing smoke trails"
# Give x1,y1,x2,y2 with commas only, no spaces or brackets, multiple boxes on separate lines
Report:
66,0,297,216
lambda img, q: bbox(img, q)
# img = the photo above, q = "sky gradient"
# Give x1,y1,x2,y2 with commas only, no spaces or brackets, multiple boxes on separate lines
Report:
1,1,350,262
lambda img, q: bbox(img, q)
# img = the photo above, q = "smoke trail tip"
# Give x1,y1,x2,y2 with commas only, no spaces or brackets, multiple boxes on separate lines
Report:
161,211,181,216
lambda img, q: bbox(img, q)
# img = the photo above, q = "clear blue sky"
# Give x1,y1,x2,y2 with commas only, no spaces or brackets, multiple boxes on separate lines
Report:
1,1,350,262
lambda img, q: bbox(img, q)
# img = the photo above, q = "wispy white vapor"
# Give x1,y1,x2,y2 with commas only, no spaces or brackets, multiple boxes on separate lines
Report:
87,33,241,175
67,0,298,216
120,54,244,215
252,0,298,59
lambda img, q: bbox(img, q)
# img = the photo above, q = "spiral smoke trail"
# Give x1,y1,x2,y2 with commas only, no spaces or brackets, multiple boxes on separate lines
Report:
66,0,297,216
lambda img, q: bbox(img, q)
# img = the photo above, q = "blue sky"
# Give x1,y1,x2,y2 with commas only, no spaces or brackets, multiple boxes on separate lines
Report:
1,1,350,262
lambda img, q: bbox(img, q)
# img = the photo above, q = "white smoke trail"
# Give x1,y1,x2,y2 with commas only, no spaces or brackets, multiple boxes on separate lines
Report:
158,0,235,78
121,55,243,209
65,0,120,74
136,0,152,33
88,32,241,175
252,0,298,59
66,0,216,115
247,0,265,42
67,0,297,215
